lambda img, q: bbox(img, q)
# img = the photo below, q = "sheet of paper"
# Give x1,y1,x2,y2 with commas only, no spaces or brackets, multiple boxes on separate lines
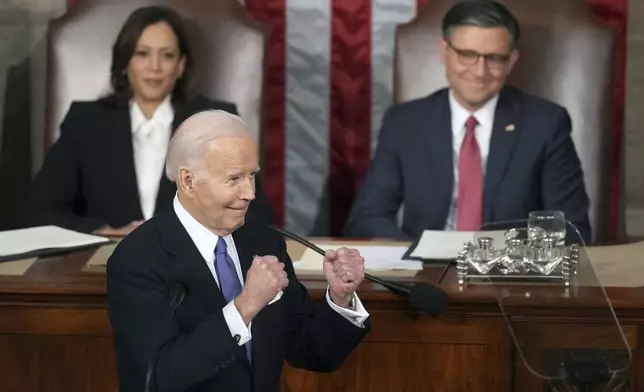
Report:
409,230,507,260
0,225,110,258
294,243,423,272
0,257,37,275
85,242,120,268
583,241,644,288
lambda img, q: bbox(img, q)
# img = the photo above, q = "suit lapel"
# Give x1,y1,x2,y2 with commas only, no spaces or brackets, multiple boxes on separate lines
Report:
231,226,255,283
483,87,522,223
158,208,226,315
231,225,259,371
232,224,271,375
160,207,258,371
426,91,455,228
111,106,144,219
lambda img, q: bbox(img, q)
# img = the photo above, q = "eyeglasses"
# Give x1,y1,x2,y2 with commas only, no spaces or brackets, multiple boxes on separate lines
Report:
447,42,511,70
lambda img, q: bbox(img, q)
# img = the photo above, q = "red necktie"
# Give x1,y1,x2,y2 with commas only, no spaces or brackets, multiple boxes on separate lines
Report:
457,116,483,230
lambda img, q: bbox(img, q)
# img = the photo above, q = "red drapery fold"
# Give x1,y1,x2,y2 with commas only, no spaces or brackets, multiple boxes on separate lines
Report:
245,0,287,228
586,0,628,239
328,0,373,235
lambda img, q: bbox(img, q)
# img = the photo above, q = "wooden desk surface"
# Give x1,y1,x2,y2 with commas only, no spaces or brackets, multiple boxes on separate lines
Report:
1,242,643,392
3,243,644,311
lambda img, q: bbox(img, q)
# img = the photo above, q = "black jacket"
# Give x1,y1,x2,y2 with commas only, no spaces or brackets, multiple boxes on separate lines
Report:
26,96,274,232
107,206,369,391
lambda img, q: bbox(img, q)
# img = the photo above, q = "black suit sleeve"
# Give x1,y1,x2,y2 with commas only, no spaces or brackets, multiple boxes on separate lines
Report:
107,237,243,392
25,103,105,233
541,109,592,244
344,108,409,239
278,236,370,372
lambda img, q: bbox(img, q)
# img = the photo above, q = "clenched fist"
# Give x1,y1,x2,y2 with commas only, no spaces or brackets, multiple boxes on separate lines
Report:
323,247,365,308
234,256,289,325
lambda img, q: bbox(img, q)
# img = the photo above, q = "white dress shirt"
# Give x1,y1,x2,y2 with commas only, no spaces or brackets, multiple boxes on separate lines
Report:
173,195,369,348
444,90,499,230
131,96,174,220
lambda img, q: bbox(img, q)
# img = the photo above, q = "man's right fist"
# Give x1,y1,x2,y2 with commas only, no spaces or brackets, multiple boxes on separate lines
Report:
234,256,288,325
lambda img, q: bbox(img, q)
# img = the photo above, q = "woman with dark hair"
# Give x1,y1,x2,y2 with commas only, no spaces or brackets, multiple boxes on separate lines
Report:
26,6,273,236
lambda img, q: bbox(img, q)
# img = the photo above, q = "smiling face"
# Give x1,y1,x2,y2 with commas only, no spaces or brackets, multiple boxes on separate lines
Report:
439,25,519,111
179,134,259,236
126,21,185,109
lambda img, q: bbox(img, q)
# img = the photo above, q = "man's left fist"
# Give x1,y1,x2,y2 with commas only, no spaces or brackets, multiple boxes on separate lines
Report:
323,247,365,307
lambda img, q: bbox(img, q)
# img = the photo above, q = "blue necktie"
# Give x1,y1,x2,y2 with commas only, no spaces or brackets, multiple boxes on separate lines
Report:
214,237,252,362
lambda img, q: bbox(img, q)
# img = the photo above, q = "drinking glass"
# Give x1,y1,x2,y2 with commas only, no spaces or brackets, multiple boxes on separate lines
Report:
528,210,566,246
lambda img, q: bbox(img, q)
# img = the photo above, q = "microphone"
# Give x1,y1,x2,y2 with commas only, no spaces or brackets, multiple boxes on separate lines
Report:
270,226,447,315
144,282,186,392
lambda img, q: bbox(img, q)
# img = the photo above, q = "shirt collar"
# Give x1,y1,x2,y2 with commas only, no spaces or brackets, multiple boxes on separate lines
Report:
173,194,229,262
130,94,174,133
448,89,499,133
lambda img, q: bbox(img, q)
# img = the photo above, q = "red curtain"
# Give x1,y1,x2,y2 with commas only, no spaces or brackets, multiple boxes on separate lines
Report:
586,0,628,239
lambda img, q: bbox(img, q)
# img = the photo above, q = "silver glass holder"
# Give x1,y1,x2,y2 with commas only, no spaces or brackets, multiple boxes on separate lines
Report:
456,232,580,287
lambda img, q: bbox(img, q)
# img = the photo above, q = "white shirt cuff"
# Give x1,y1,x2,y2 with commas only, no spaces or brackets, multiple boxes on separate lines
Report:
326,287,369,328
223,300,252,346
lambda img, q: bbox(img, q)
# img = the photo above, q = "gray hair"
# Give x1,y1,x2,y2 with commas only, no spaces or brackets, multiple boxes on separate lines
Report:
165,110,251,181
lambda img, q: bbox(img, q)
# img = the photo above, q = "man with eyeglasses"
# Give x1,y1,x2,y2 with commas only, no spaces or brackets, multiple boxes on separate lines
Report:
345,0,591,243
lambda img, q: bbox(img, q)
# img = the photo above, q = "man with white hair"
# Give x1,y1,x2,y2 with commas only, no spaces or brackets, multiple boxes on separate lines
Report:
107,110,370,392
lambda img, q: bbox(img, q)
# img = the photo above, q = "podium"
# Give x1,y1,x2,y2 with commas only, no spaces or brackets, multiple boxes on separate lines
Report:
0,239,642,391
459,220,632,391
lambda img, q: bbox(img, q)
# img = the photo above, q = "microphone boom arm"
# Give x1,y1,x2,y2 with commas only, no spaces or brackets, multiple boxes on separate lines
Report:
270,226,448,315
271,226,415,296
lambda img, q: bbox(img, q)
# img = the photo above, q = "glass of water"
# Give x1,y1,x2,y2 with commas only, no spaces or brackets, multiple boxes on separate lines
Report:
528,210,566,246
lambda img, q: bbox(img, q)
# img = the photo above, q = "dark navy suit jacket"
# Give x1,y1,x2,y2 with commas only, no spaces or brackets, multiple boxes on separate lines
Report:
345,86,591,243
107,207,368,392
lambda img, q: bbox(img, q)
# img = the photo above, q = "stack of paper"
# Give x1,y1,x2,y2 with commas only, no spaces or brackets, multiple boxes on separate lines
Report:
0,225,111,262
294,243,423,272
